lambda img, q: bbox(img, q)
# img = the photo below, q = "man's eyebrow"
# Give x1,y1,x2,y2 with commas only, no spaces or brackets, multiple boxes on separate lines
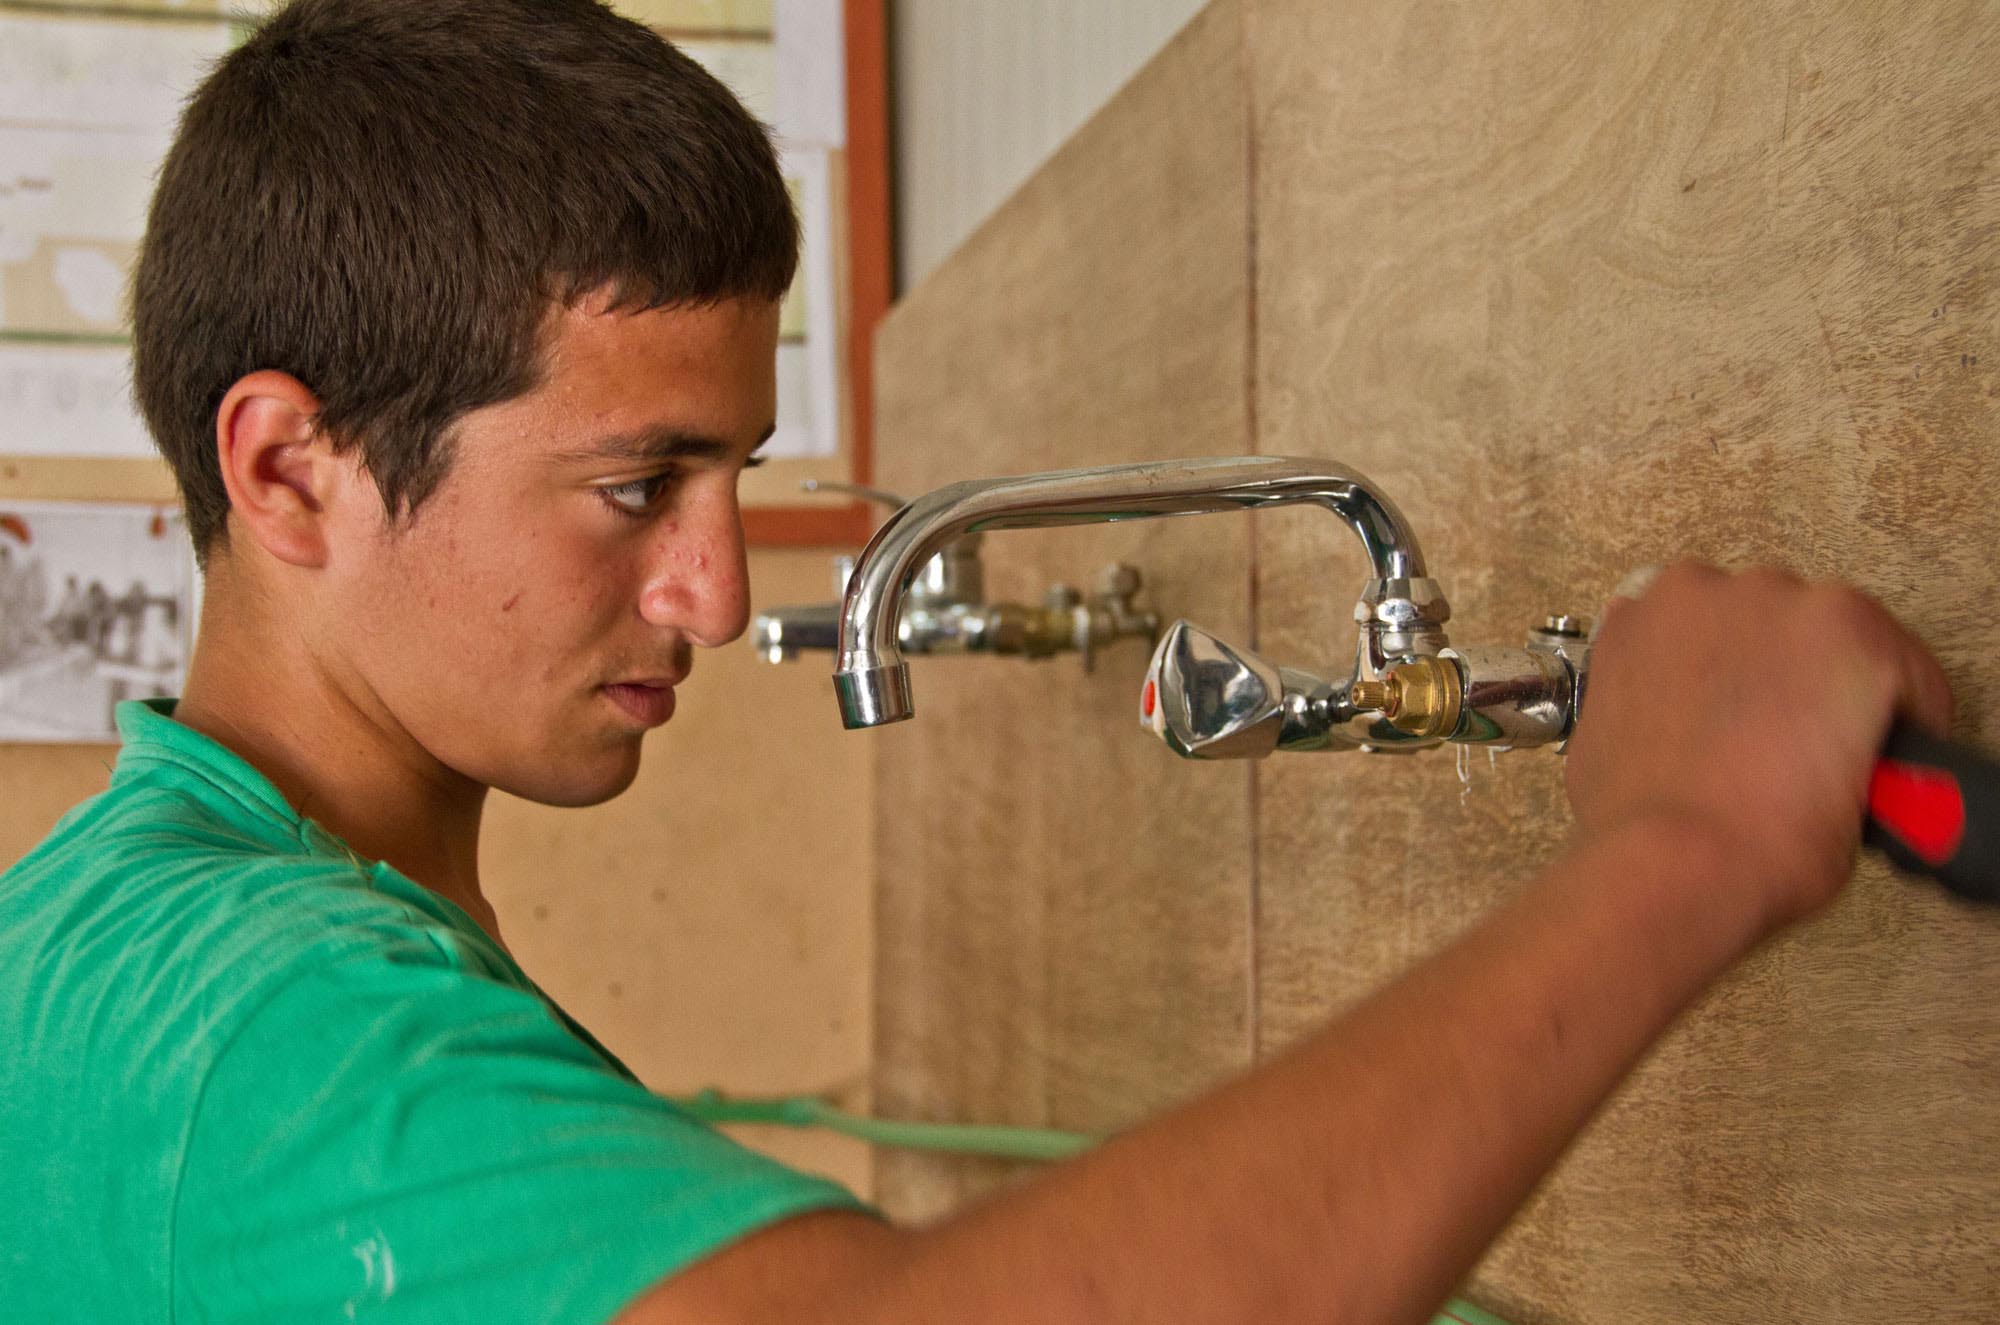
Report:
555,422,776,465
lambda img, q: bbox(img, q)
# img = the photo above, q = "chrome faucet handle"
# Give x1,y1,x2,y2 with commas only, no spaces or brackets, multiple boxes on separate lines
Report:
1140,621,1292,758
1141,620,1401,758
800,479,909,510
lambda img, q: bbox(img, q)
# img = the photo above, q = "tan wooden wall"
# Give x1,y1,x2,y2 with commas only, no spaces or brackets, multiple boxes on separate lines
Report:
870,2,1999,1318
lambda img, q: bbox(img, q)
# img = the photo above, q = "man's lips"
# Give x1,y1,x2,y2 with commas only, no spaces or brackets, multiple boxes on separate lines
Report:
601,679,680,727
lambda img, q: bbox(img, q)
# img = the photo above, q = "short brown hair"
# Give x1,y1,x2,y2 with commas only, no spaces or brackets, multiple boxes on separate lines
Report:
134,0,797,564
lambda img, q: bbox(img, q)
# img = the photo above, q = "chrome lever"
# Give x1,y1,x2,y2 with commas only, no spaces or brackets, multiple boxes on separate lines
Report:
1140,621,1286,758
1140,621,1397,758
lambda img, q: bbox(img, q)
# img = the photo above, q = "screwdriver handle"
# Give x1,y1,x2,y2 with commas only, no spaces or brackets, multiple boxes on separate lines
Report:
1863,723,2000,904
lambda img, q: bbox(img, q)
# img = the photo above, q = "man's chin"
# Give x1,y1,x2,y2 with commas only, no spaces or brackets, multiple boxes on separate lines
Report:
493,748,645,808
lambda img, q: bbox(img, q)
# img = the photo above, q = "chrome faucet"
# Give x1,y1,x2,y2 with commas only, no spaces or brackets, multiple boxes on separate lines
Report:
832,456,1591,760
753,481,1158,669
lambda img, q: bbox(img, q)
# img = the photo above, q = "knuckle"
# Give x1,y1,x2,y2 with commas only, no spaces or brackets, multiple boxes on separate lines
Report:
1736,564,1802,594
1803,579,1884,639
1632,561,1714,615
1655,560,1718,593
1800,582,1908,688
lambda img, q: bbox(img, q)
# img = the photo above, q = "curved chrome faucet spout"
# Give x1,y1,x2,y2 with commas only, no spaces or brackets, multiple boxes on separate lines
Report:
834,456,1438,729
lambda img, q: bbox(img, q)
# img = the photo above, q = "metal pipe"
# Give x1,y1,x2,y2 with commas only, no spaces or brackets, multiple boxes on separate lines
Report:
834,457,1434,729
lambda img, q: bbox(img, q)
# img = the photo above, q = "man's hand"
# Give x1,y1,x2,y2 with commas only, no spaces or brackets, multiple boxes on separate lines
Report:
1565,562,1954,934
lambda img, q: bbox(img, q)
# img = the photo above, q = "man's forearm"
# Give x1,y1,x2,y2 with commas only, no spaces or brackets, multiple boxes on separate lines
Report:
848,813,1772,1324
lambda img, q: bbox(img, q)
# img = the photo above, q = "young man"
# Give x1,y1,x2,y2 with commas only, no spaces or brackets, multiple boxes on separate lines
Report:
0,1,1954,1322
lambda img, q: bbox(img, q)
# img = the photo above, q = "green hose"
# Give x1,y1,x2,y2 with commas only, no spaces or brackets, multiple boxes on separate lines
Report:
674,1088,1097,1161
1434,1301,1515,1325
671,1089,1512,1325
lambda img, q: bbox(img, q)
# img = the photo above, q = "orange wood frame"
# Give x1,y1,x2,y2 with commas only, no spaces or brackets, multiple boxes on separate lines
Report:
742,0,890,549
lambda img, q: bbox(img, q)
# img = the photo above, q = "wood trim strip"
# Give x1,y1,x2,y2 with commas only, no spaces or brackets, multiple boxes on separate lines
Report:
741,502,874,547
840,0,891,508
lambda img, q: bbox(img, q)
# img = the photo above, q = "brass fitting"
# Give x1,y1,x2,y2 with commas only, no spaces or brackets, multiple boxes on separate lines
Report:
1348,657,1463,739
1010,603,1076,658
1348,678,1393,712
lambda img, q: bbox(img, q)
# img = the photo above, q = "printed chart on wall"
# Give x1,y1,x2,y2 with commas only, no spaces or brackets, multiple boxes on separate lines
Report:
614,0,847,463
1,0,849,470
0,2,262,460
0,501,193,743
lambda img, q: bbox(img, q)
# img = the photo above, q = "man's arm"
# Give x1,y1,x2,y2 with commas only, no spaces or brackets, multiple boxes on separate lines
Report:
619,564,1954,1325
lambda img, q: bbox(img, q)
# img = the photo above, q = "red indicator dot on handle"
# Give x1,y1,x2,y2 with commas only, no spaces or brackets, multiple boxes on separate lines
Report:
1142,679,1157,719
1868,760,1966,867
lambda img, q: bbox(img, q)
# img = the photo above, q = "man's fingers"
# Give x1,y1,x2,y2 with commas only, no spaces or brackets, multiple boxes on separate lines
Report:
1590,564,1662,646
1836,586,1955,739
1609,564,1663,604
1590,562,1953,741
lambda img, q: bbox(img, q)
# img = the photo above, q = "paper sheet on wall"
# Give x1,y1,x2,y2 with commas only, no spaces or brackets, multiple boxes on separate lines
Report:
609,0,773,33
774,0,845,149
0,500,194,743
680,20,840,461
2,7,845,464
0,12,235,459
766,143,840,460
682,37,777,128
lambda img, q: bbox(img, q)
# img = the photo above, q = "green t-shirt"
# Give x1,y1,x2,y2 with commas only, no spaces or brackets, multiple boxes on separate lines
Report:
0,699,868,1323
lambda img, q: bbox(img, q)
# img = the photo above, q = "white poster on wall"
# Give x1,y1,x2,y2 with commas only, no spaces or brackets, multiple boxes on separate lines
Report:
0,12,236,460
0,343,156,459
0,500,194,743
766,142,839,460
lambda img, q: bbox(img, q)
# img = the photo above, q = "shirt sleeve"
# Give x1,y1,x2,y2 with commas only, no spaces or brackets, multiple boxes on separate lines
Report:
170,916,871,1325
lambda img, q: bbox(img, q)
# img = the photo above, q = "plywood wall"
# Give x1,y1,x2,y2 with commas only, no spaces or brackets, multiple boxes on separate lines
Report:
871,0,1999,1316
871,0,1255,1224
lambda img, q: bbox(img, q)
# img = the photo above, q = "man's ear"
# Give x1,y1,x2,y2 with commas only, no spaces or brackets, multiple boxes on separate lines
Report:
213,371,347,569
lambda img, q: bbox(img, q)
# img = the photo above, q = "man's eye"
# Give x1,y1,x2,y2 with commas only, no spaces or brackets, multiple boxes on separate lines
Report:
600,472,676,517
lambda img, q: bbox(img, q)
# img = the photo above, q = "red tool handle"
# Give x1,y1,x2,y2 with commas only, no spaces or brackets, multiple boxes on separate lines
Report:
1863,723,2000,904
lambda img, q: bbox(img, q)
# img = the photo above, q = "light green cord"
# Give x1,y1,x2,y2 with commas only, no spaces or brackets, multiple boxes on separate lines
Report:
671,1090,1511,1325
672,1088,1097,1162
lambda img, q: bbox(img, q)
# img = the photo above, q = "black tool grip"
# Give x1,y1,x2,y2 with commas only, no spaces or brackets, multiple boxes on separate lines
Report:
1863,723,2000,904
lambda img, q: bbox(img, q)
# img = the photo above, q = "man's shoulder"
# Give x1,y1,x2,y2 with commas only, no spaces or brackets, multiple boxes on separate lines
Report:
9,755,305,891
2,768,457,1009
0,769,488,1320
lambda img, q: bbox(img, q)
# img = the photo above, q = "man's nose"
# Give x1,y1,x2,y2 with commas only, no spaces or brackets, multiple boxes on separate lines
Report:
637,491,751,648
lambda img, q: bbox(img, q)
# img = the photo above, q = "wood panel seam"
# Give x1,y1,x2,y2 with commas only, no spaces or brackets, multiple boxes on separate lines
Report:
1238,0,1263,1066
